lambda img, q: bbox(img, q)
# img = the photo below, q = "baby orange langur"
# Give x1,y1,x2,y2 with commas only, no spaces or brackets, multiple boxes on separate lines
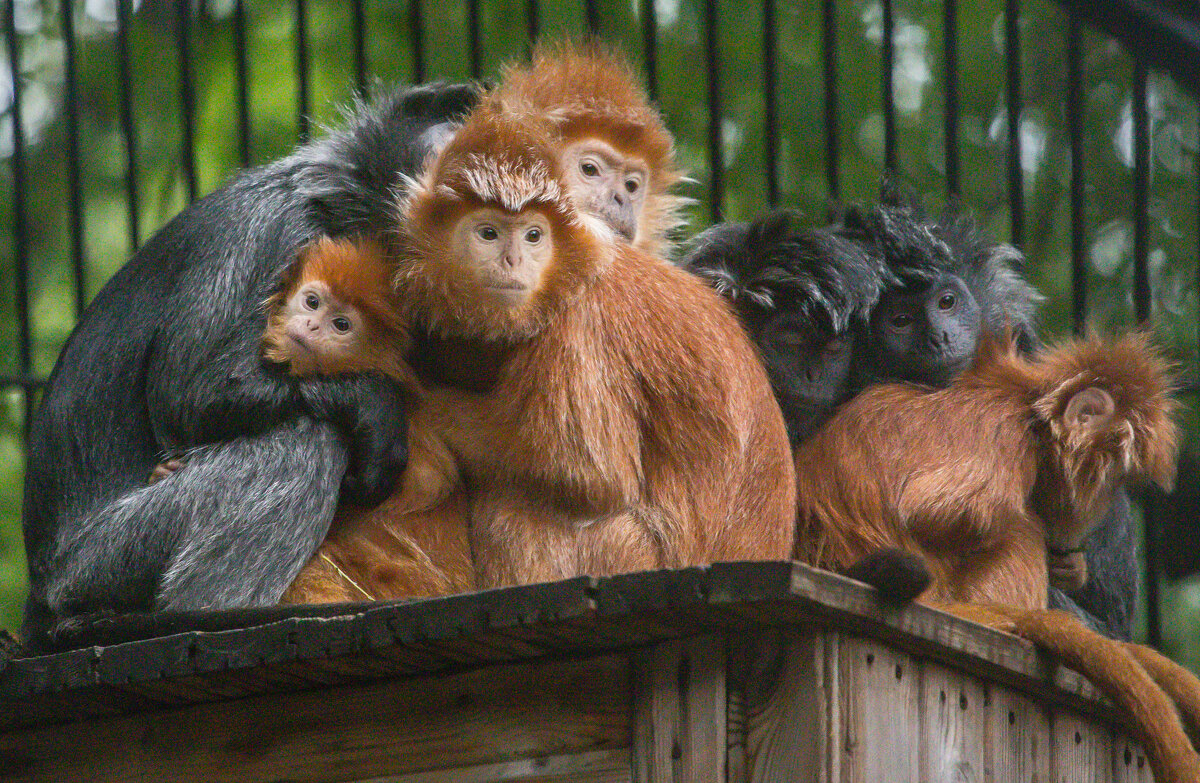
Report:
261,237,459,512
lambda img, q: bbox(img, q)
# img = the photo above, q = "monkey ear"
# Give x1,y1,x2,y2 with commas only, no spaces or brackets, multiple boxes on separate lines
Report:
1063,386,1116,435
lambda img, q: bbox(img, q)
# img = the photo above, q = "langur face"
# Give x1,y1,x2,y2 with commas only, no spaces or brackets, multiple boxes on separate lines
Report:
560,138,647,242
451,207,554,307
281,281,364,366
758,313,855,407
871,273,982,387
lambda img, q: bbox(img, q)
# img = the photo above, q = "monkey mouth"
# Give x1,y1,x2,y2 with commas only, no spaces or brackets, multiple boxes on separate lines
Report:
285,328,316,354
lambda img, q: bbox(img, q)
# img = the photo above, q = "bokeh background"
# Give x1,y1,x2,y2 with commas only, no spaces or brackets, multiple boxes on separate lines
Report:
1,0,1198,663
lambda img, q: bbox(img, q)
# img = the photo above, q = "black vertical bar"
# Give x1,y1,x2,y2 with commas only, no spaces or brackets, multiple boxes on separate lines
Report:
1068,13,1086,336
5,4,32,436
1132,62,1159,648
61,0,87,317
410,0,425,83
176,0,197,203
881,0,896,172
584,0,600,35
527,0,540,45
233,0,251,167
115,0,140,250
642,0,658,101
1005,0,1024,247
822,0,839,205
763,0,779,207
295,0,310,141
467,0,481,79
703,0,722,223
352,0,367,96
943,0,959,196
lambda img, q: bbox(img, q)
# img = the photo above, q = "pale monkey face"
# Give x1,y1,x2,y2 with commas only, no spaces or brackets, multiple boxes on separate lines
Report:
560,138,647,242
451,207,554,307
280,280,364,365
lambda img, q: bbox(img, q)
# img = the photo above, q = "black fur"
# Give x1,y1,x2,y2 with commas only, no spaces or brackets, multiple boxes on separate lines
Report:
21,82,479,649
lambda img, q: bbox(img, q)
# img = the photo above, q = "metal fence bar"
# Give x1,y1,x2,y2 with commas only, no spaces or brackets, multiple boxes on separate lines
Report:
584,0,600,35
411,0,425,83
234,0,251,166
703,0,723,223
642,0,657,101
943,0,959,197
60,0,86,317
881,0,896,171
527,0,539,45
115,0,140,250
822,0,839,205
176,0,197,203
763,0,778,207
467,0,481,79
1068,12,1086,335
295,0,311,141
1131,61,1161,648
5,3,30,392
1005,0,1024,247
353,0,368,96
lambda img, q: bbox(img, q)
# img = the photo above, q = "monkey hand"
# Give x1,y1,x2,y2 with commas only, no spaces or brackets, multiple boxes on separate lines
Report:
1048,548,1089,592
148,458,186,485
390,428,460,515
300,374,411,507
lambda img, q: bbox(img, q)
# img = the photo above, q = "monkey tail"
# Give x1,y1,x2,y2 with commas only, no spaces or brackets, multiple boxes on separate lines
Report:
939,603,1200,783
1123,642,1200,743
840,548,932,605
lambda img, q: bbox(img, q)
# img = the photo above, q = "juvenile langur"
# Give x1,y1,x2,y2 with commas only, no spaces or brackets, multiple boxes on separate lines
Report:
794,330,1179,610
488,41,686,256
681,210,937,445
396,107,795,587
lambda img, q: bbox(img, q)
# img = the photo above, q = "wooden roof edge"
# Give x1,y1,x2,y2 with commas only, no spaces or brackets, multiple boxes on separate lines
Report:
0,561,1116,729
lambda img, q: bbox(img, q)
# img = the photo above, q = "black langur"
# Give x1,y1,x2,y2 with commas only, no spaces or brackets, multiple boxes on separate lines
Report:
21,83,478,649
681,210,934,446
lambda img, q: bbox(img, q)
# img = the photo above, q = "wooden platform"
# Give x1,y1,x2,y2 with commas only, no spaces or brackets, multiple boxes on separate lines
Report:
0,562,1154,781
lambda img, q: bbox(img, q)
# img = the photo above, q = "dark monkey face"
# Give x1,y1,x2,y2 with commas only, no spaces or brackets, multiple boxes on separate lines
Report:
756,311,855,406
871,272,982,387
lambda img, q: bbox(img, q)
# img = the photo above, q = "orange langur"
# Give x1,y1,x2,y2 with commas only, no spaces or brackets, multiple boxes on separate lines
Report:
795,330,1178,609
392,104,794,587
250,238,471,605
794,331,1198,783
488,41,686,256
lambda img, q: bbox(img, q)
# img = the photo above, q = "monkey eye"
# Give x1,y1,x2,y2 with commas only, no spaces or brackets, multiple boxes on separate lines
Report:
524,227,542,244
625,178,641,194
825,337,847,356
476,225,499,241
304,293,320,310
775,331,806,347
938,293,957,311
331,316,352,334
890,313,914,329
580,161,601,178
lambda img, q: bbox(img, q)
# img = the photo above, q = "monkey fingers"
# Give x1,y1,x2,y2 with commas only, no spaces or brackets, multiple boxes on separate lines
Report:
147,458,186,485
1048,548,1089,592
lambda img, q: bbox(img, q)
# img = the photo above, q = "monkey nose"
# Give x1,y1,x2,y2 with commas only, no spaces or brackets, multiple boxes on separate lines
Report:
612,191,626,207
501,254,517,268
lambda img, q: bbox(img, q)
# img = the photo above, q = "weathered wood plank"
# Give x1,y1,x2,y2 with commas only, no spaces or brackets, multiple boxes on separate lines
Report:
919,663,986,783
984,684,1051,783
1111,735,1154,783
358,748,632,782
1051,712,1113,783
838,635,919,782
0,655,630,783
728,629,830,782
631,635,726,782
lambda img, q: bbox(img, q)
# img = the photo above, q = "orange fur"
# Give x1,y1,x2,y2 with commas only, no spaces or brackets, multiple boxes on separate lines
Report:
396,101,795,587
488,40,686,255
932,601,1200,783
795,331,1178,609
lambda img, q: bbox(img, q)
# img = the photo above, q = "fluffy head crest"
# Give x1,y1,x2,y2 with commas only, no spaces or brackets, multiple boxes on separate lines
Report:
396,106,610,341
489,40,685,254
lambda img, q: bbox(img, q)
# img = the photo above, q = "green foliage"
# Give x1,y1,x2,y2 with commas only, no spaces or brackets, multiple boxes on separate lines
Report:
0,0,1197,663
